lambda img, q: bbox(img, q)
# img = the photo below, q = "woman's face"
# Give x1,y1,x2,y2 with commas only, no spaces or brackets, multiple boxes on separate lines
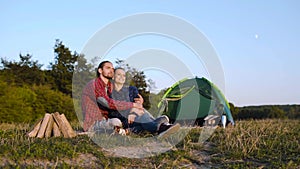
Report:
114,69,126,84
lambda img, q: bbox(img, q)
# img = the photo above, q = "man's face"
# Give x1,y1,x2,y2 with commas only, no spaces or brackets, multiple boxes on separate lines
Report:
99,62,114,79
114,69,126,85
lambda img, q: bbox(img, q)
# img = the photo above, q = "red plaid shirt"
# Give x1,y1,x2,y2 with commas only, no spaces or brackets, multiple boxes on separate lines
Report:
81,77,133,131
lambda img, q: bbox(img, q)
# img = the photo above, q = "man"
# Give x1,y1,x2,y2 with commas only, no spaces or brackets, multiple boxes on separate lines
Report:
81,61,143,131
82,61,180,138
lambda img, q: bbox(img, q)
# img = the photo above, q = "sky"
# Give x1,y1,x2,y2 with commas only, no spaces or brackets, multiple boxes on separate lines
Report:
1,1,300,107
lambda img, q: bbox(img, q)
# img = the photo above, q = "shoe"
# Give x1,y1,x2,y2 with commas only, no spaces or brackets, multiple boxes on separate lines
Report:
108,118,122,127
157,123,180,139
117,128,128,136
154,115,170,125
114,127,129,136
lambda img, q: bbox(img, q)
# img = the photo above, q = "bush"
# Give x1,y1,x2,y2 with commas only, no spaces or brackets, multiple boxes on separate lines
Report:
0,83,36,123
0,82,76,124
32,85,76,122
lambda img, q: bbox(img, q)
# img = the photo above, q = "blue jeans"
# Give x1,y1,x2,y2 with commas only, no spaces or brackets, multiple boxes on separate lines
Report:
129,110,160,134
108,109,162,134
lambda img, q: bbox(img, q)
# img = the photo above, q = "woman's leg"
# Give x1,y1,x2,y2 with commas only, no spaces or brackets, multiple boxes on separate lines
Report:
133,111,169,133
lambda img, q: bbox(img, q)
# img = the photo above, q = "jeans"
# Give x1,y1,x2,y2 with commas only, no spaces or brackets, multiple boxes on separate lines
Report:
129,110,161,134
108,109,163,134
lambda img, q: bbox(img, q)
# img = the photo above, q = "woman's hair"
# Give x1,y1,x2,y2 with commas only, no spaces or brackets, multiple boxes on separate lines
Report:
96,61,112,77
114,67,125,73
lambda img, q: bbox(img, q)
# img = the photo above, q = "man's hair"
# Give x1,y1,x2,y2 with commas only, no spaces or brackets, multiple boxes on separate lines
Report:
96,61,112,77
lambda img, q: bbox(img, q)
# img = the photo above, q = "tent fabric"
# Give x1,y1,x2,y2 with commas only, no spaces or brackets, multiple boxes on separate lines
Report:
158,77,234,126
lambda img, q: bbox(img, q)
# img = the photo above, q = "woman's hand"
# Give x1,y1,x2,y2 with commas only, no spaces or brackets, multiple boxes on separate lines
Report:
128,114,136,124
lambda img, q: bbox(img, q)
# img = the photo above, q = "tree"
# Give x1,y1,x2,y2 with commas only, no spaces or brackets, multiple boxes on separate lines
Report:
50,39,78,95
0,54,46,86
269,106,286,119
72,54,94,99
229,102,239,119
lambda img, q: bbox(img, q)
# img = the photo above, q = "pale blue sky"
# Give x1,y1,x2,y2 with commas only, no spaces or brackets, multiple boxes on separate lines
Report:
1,1,299,106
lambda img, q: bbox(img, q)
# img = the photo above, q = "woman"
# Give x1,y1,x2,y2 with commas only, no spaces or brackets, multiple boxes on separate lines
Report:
111,67,180,138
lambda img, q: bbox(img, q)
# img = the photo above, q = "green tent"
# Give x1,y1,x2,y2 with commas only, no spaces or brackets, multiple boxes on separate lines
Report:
158,77,234,126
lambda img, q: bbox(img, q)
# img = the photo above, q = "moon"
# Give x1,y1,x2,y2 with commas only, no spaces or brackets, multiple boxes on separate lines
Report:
255,34,259,39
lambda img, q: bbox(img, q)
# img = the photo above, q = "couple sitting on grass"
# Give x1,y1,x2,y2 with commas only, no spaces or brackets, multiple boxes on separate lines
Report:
82,61,180,139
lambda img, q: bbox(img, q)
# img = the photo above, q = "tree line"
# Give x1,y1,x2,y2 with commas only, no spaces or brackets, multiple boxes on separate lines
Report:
0,39,151,124
229,103,300,120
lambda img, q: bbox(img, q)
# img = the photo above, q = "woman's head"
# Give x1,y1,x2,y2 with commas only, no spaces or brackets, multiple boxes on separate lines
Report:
113,67,126,85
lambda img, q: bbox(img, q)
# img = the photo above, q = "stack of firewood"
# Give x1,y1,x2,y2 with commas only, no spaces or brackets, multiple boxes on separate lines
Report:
27,112,76,138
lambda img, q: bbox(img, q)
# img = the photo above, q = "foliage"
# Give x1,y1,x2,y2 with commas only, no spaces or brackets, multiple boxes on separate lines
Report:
32,85,76,121
0,81,76,123
0,82,36,123
0,40,80,123
148,90,166,117
49,39,79,95
0,54,46,86
72,54,94,100
229,102,239,119
236,105,299,120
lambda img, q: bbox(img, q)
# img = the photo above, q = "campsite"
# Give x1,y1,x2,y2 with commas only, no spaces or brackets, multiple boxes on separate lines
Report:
0,47,299,168
2,1,300,168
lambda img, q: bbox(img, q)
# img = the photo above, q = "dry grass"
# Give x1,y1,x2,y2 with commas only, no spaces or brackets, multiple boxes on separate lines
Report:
209,119,300,168
0,119,299,168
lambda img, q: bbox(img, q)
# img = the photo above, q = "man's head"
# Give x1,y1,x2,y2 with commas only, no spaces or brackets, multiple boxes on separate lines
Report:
97,61,114,79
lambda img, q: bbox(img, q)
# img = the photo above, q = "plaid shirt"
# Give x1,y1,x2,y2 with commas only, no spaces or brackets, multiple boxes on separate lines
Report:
81,77,133,131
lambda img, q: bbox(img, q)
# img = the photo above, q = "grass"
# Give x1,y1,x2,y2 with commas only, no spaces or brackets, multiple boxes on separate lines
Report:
209,119,300,168
0,119,299,168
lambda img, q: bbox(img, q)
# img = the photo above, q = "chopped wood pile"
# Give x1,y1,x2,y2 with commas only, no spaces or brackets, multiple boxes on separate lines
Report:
27,112,76,138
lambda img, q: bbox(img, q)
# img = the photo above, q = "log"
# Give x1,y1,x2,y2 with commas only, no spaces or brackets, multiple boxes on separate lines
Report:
45,114,54,138
52,112,69,138
27,118,43,137
52,120,61,137
37,113,52,138
60,114,77,138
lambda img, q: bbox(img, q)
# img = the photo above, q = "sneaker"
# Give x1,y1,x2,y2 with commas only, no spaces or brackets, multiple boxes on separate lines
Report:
154,115,170,125
108,118,122,127
157,123,180,139
114,127,129,136
117,128,128,136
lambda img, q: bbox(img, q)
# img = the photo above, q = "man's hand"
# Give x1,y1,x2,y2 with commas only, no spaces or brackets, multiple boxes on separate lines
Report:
133,102,143,109
134,94,144,104
128,114,136,124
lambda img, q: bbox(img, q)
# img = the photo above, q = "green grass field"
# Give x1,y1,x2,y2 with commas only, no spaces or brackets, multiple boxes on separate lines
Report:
0,119,299,168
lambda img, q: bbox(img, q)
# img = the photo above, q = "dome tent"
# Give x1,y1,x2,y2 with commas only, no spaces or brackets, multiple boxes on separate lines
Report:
158,77,234,126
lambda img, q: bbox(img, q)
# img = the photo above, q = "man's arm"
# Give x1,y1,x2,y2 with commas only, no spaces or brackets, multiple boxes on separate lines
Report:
82,83,108,131
96,93,143,111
